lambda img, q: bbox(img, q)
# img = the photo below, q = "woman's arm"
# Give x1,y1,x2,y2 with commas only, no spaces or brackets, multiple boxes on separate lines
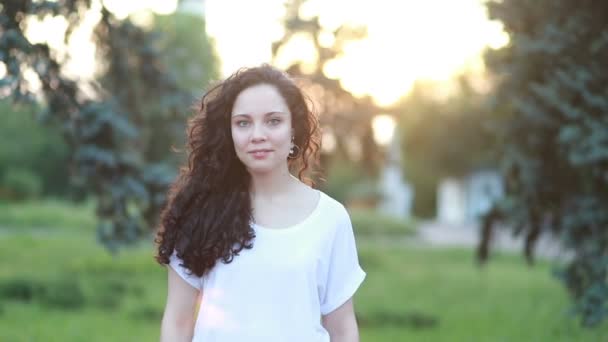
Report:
160,266,200,342
321,297,360,342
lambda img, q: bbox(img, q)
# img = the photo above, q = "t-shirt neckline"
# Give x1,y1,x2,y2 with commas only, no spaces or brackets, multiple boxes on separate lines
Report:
252,190,324,234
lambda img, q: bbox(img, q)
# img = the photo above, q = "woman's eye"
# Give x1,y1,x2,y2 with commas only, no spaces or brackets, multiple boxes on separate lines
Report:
236,121,249,127
268,118,281,125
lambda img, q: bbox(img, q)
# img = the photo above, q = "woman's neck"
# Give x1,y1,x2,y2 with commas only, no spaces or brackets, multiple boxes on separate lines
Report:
249,164,298,199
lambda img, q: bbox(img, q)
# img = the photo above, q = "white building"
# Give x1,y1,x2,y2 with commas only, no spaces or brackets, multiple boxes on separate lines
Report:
437,168,503,225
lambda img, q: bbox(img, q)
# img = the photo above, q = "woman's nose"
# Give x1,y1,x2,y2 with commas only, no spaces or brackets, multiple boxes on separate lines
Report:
251,122,267,142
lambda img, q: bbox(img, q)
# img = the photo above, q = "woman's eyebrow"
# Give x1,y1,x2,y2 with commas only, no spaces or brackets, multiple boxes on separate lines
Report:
231,111,286,117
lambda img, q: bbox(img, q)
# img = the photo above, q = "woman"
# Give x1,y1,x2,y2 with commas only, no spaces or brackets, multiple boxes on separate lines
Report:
155,64,366,341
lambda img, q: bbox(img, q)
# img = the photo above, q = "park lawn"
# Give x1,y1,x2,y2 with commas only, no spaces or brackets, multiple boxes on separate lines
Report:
356,240,608,341
0,232,606,341
0,199,96,232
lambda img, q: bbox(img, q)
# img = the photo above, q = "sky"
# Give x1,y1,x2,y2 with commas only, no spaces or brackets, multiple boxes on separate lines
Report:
15,0,508,142
204,0,508,106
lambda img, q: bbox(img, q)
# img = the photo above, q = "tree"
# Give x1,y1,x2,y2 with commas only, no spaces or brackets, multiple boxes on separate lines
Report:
272,0,398,179
480,0,608,327
395,77,499,217
0,100,70,199
0,0,217,251
153,11,218,93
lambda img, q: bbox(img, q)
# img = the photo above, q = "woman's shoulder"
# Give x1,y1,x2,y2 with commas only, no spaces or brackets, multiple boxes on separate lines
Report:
317,190,350,221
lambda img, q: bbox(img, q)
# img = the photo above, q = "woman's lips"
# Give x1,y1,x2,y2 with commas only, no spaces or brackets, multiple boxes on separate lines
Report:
249,150,272,159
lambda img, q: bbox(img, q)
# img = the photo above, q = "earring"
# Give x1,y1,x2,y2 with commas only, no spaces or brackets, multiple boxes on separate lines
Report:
289,136,300,159
289,144,301,159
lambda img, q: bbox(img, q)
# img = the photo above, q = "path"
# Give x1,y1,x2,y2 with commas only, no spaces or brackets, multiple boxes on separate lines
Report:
415,220,570,261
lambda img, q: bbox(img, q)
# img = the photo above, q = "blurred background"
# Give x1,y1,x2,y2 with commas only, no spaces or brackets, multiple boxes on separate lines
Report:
1,0,607,340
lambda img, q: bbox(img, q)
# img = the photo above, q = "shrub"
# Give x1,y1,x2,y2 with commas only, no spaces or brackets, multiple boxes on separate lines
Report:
322,158,367,204
39,278,85,309
130,306,163,322
0,198,96,231
0,277,85,309
349,209,416,236
345,181,384,209
0,278,44,302
0,168,42,201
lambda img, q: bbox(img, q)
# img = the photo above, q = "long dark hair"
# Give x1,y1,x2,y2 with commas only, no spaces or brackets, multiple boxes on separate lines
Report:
155,64,321,277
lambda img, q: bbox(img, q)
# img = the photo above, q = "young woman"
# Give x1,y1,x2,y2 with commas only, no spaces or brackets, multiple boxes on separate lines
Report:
155,64,366,341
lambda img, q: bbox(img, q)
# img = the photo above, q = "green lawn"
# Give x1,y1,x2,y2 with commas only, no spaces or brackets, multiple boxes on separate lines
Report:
357,240,608,341
0,201,606,341
1,232,606,341
0,198,96,232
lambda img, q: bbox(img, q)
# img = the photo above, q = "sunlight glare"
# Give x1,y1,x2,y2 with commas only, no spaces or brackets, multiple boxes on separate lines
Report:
20,0,509,108
317,30,335,48
102,0,178,20
203,0,511,105
206,0,286,76
25,14,69,52
274,33,319,75
322,129,337,153
317,0,509,106
23,0,180,83
372,114,397,146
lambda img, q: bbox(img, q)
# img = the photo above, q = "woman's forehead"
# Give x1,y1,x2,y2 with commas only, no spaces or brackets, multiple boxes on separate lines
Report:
231,84,289,116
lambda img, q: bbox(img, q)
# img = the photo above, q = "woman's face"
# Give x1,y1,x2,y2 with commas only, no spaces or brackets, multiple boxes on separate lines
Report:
231,83,293,174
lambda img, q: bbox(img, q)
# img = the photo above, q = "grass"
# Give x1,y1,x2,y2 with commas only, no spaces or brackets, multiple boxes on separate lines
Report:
350,208,417,237
356,242,608,341
0,198,96,232
0,234,163,342
1,234,606,341
0,200,606,341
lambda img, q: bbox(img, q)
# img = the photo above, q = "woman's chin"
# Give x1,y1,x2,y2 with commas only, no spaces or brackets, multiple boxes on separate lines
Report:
245,161,284,175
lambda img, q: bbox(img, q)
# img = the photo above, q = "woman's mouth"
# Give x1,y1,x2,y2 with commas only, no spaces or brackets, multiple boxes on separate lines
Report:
249,149,273,159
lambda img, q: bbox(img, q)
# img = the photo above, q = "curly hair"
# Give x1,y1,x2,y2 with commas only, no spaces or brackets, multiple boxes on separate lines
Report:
155,64,321,277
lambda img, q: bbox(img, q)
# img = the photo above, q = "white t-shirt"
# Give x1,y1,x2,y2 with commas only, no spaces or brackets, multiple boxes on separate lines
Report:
169,190,366,341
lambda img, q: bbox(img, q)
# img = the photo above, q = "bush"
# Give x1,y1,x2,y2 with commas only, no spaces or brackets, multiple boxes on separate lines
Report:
0,278,44,302
0,198,96,231
38,277,86,309
345,181,384,208
87,277,129,310
357,310,439,329
130,306,163,322
322,158,367,204
1,168,42,201
0,101,71,198
0,276,85,309
349,209,416,236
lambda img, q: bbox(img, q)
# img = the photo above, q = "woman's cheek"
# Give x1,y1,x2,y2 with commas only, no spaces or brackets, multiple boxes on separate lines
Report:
231,129,248,151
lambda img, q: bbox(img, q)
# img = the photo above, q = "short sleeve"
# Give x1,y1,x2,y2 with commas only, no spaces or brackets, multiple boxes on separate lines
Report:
319,209,366,315
168,251,203,290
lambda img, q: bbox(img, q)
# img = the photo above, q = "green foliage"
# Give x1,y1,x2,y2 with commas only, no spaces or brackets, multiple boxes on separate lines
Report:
0,278,44,302
0,1,218,251
322,157,367,203
1,230,607,341
395,79,499,218
483,0,608,327
153,12,219,92
347,181,384,202
1,168,42,200
350,209,416,237
38,277,86,309
0,275,137,312
0,198,96,231
0,277,85,309
273,0,384,176
0,101,71,197
398,79,498,179
406,164,438,219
